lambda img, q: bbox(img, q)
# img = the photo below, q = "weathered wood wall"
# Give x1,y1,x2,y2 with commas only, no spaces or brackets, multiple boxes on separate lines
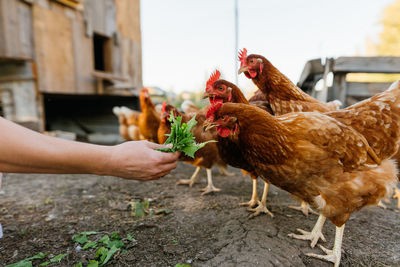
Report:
0,0,33,60
33,4,76,93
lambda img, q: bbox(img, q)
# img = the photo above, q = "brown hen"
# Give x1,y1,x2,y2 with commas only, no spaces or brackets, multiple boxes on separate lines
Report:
158,102,231,195
205,80,400,266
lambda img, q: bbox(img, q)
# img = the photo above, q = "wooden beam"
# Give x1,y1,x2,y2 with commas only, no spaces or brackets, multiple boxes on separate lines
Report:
92,71,129,82
333,57,400,73
346,82,392,97
332,74,347,106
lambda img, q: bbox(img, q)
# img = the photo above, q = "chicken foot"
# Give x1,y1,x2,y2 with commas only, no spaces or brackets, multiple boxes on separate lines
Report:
288,201,318,216
248,181,274,217
393,186,400,209
177,166,201,187
288,214,326,248
217,165,235,176
306,224,345,267
200,169,221,195
239,178,259,208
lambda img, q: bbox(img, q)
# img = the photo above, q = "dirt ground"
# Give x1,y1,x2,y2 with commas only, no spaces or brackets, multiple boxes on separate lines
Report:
0,163,399,266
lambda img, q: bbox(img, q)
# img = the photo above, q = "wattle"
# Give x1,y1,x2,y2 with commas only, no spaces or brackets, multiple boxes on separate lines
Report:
217,127,231,137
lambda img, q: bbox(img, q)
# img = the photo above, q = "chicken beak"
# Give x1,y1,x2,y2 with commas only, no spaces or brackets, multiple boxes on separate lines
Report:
203,121,217,132
203,92,211,99
238,66,248,74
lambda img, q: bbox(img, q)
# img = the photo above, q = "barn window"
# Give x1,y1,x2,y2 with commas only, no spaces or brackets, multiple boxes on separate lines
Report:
93,33,112,72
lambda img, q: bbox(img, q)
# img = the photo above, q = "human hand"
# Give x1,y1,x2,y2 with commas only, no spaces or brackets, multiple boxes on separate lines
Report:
104,141,180,181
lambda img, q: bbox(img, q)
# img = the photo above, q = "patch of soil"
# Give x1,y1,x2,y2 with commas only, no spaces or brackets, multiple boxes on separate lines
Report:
0,163,399,266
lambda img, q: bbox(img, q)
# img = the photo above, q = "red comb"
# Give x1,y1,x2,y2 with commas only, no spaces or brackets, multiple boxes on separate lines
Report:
161,100,167,114
206,102,223,120
206,70,221,90
238,48,247,67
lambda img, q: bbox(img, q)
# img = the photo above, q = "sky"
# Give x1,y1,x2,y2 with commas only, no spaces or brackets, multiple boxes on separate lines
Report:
141,0,394,94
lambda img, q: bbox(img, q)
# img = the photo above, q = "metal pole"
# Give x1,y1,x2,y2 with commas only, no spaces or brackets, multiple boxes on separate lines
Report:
234,0,239,84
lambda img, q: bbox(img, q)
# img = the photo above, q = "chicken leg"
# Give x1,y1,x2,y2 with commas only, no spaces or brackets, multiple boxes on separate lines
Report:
288,214,326,248
200,168,221,195
248,181,274,217
177,166,201,187
288,201,318,216
393,186,400,209
217,165,235,176
239,177,259,208
306,224,345,267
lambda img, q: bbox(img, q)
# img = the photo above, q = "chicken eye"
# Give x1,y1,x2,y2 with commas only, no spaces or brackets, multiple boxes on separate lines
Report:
219,87,224,91
250,59,254,63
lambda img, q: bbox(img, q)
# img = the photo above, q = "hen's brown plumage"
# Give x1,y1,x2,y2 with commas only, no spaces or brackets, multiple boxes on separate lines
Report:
213,102,397,226
240,53,341,114
138,88,161,143
327,80,400,161
113,106,141,141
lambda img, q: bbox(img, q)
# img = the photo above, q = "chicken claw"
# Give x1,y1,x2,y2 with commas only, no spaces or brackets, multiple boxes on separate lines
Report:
239,178,259,207
288,201,318,216
177,166,200,187
239,199,259,208
218,165,235,176
377,200,387,209
200,169,221,195
248,200,274,218
200,184,221,195
305,224,345,267
393,186,400,209
288,214,326,248
248,181,273,217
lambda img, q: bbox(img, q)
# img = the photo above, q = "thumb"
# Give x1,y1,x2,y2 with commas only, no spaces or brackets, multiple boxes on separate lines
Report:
146,141,173,150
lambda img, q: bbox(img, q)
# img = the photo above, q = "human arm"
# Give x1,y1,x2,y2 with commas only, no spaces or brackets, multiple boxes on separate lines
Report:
0,117,179,181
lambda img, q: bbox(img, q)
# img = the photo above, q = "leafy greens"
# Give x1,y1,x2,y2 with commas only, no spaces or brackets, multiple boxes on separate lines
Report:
157,111,216,158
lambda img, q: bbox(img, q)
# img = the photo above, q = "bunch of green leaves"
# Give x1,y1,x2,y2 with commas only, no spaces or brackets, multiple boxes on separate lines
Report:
5,252,66,267
158,111,216,158
73,231,136,267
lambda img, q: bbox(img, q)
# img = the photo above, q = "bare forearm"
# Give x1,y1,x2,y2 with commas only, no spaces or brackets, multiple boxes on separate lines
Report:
0,117,110,175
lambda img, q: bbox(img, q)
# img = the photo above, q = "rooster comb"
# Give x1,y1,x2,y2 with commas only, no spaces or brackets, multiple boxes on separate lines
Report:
238,48,247,65
206,70,221,88
161,100,167,114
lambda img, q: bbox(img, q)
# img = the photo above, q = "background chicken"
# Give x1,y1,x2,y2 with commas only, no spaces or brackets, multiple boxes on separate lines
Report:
158,101,232,195
206,99,399,267
238,48,341,114
138,88,161,143
112,106,141,141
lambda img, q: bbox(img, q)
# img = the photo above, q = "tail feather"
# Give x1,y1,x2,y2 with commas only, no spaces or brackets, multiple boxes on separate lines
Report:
388,79,400,91
326,99,342,110
113,106,122,116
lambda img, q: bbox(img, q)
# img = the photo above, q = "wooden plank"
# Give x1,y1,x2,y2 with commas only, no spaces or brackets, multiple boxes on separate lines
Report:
33,4,76,93
333,57,400,73
92,70,128,82
71,12,96,94
115,0,141,41
52,0,82,9
84,0,116,37
130,40,142,88
297,58,324,87
17,1,34,59
0,0,34,59
346,82,392,97
332,74,347,106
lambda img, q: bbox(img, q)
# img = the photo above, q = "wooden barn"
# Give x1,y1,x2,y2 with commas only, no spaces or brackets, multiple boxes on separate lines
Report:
0,0,142,138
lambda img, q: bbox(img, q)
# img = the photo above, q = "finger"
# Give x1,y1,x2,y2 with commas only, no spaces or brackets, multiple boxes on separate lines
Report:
156,150,180,164
146,141,173,150
144,170,171,181
158,161,178,173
